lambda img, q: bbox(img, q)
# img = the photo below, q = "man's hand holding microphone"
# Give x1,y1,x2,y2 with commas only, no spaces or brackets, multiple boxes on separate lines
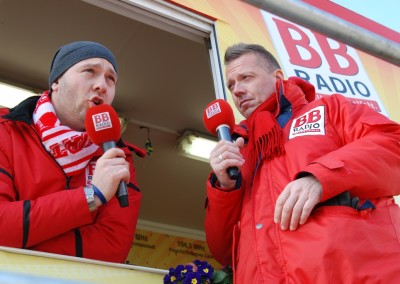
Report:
203,99,245,189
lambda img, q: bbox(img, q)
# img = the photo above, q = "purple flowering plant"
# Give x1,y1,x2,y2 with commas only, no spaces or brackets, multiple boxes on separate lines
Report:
163,259,232,284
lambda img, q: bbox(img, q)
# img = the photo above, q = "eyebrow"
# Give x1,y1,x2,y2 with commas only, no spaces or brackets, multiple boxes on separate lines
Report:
81,62,118,78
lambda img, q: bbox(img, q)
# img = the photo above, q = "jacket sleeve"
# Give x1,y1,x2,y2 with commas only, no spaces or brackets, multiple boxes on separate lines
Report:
204,173,243,266
0,130,141,263
300,94,400,201
31,155,142,263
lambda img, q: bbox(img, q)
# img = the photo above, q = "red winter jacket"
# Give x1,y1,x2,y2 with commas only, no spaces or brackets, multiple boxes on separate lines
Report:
0,96,143,263
205,78,400,283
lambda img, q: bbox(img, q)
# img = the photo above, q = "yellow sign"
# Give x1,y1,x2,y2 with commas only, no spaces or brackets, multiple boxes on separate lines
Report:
127,229,221,270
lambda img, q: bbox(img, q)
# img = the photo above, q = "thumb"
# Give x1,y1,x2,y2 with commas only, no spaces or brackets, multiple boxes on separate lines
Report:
235,137,245,149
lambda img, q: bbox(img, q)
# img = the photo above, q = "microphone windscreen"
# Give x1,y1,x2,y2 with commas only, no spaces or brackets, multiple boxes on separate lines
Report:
203,99,235,136
85,104,121,145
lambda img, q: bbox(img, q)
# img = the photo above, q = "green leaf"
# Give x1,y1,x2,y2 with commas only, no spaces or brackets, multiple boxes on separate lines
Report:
212,270,228,283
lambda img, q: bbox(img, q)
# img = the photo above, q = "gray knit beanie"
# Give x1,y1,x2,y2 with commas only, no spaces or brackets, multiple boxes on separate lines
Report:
48,41,118,87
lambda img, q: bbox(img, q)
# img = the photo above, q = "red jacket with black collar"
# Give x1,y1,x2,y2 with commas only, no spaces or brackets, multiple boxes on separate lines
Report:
0,96,144,263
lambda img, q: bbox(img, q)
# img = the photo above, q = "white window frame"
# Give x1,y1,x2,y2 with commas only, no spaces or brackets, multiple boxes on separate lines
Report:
82,0,226,100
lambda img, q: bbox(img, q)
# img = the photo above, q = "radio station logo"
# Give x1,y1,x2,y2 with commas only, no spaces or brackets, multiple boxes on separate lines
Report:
261,11,387,116
92,112,112,131
289,106,326,139
206,102,222,119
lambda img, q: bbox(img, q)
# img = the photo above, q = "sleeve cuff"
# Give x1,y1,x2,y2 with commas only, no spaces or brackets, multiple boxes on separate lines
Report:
209,172,242,192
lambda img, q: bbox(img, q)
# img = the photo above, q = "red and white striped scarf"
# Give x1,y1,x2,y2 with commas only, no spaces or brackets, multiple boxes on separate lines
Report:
33,91,100,177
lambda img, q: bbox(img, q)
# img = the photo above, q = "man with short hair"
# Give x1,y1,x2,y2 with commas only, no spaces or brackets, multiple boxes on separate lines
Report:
205,43,400,283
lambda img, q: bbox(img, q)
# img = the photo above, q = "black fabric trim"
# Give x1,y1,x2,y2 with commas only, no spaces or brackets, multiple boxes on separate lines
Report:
0,168,13,180
210,173,218,187
22,200,31,248
232,125,249,146
277,81,293,128
117,139,146,158
210,173,242,191
317,191,360,210
116,139,125,148
2,96,39,123
278,82,291,113
74,229,83,257
127,182,140,192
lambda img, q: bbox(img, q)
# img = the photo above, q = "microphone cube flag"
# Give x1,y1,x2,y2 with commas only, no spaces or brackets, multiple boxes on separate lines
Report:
203,99,235,136
85,104,121,145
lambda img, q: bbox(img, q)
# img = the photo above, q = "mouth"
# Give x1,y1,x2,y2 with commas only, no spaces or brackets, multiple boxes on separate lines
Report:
239,98,251,109
89,96,104,106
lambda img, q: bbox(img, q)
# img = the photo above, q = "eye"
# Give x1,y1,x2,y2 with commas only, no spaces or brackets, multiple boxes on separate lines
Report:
227,81,234,91
107,75,117,85
84,68,94,74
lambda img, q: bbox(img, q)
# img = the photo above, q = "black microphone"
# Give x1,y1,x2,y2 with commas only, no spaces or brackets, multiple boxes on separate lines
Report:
203,99,238,180
85,104,129,207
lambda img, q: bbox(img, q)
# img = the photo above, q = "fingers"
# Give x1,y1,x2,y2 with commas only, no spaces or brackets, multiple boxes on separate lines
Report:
209,140,244,188
288,194,308,230
235,137,245,148
90,148,131,202
102,147,126,159
274,176,322,231
213,147,244,165
210,138,245,168
274,188,290,226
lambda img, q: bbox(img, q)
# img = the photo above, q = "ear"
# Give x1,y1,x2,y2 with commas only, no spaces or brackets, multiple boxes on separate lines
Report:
51,80,59,92
274,69,284,80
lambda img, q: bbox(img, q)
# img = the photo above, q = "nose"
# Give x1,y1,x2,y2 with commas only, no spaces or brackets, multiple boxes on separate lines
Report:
93,76,107,94
232,82,245,98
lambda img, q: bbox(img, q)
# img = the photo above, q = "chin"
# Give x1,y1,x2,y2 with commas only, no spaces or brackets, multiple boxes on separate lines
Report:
241,108,253,118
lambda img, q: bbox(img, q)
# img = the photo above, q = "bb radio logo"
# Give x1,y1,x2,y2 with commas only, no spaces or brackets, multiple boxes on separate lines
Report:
261,10,388,116
289,106,326,139
92,112,112,131
206,102,222,119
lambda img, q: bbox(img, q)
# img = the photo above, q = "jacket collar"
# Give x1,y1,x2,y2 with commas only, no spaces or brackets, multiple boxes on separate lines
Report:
233,77,315,137
2,96,40,124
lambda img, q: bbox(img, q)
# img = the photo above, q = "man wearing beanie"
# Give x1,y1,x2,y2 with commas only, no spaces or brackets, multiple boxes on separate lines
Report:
0,41,144,263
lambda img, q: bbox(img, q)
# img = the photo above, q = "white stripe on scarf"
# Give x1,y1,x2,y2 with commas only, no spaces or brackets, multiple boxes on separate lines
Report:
33,91,100,176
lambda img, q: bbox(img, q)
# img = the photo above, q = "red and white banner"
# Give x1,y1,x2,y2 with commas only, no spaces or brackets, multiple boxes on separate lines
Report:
262,11,387,115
